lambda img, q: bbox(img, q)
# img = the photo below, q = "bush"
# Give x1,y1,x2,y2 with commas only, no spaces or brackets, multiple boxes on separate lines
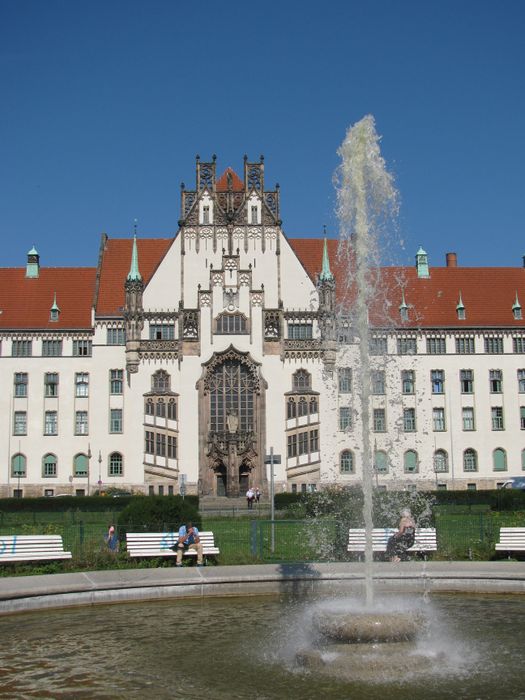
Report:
117,496,201,534
274,493,303,509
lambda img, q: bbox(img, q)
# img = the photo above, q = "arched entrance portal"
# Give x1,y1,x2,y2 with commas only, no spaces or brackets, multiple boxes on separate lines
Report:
197,346,267,498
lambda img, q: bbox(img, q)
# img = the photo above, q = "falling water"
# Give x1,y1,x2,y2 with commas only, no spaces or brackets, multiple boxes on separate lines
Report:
335,115,398,605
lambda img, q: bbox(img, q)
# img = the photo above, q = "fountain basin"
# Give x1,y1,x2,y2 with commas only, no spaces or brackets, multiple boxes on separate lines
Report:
313,609,423,642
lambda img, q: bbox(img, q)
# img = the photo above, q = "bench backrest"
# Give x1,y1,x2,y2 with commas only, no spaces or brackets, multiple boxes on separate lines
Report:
126,531,216,551
348,527,437,551
0,535,70,560
497,527,525,544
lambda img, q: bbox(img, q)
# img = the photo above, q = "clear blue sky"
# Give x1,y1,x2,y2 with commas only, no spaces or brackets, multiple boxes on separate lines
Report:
1,1,524,268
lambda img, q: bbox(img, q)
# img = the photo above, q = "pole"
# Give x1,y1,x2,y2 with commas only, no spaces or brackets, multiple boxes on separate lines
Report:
270,446,275,554
87,444,92,496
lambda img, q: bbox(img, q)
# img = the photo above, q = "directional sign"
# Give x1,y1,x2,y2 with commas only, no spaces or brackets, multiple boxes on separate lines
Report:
264,454,281,464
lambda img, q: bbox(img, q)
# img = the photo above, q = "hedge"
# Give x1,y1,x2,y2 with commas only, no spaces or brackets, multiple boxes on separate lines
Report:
118,496,201,533
0,494,199,514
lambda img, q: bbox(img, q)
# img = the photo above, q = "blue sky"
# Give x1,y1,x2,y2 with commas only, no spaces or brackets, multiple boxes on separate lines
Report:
1,1,524,269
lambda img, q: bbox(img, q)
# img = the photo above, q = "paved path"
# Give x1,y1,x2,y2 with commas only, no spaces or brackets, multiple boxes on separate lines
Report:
1,561,524,615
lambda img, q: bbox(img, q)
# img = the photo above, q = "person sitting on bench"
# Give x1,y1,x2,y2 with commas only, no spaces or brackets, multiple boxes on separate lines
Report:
175,521,203,567
386,508,416,562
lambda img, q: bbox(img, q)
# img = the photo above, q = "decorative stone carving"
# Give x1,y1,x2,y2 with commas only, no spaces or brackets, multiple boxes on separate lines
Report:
182,310,199,340
212,272,223,286
199,292,212,308
239,272,251,287
251,292,263,307
264,310,281,339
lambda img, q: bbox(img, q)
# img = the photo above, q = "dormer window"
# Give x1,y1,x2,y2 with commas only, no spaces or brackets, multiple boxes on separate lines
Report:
292,369,311,391
456,291,466,320
513,292,522,320
50,292,60,322
203,205,210,225
251,205,258,224
399,290,409,322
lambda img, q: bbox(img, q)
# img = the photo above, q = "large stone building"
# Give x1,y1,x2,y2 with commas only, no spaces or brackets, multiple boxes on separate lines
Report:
1,156,525,498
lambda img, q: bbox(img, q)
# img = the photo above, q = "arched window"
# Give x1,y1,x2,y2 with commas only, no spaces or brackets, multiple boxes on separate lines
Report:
374,450,388,474
145,399,155,416
209,359,256,433
287,398,296,419
309,397,318,414
298,397,308,417
156,399,166,417
493,448,507,472
43,453,57,477
152,370,170,393
403,450,418,473
109,452,123,477
293,369,311,391
73,453,88,477
463,448,478,472
433,449,449,473
215,313,248,334
11,453,26,478
340,450,354,474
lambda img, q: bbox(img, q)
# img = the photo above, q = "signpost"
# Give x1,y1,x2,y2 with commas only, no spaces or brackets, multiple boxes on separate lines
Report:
180,473,187,499
265,449,281,553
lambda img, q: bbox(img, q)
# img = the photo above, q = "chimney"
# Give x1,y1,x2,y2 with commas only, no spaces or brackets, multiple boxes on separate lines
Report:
446,252,457,268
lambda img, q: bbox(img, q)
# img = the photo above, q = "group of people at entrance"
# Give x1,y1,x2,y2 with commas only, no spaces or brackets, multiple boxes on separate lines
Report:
246,486,261,509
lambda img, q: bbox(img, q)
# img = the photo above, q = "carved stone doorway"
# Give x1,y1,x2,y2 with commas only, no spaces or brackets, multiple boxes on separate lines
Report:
216,465,227,497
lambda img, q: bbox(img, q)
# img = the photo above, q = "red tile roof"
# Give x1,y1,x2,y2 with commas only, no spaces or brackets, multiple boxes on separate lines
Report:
216,167,244,192
0,267,96,329
95,236,174,316
289,238,525,328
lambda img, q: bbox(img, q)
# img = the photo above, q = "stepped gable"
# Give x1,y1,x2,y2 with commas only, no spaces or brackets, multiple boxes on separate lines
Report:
215,167,244,192
95,236,173,316
289,238,525,328
0,267,96,330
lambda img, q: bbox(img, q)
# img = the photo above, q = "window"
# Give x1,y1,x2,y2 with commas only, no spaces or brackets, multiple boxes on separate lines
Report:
145,431,154,453
251,205,258,224
463,448,478,472
73,453,88,476
310,397,318,415
288,323,313,340
297,398,308,417
44,411,58,435
310,429,319,452
457,308,466,321
109,452,123,476
42,339,62,357
156,400,166,418
292,370,311,391
460,369,474,393
340,450,354,474
401,370,415,394
431,370,445,394
514,307,522,320
209,359,255,433
521,407,525,430
338,367,352,393
298,431,309,455
43,453,57,477
75,372,89,397
149,324,175,340
397,337,417,355
485,336,503,354
287,398,296,419
216,313,248,334
156,433,166,456
456,337,475,354
518,370,525,393
12,340,32,357
433,449,449,473
11,453,26,478
75,411,88,435
110,369,123,395
404,450,418,473
339,407,352,431
373,408,386,432
14,372,28,397
44,372,59,397
107,328,125,345
287,434,297,458
371,370,385,395
110,409,123,433
168,399,177,421
522,449,525,471
370,336,388,355
152,370,171,393
493,448,507,472
427,337,446,354
202,205,210,224
167,435,177,459
73,339,92,356
14,411,27,435
374,450,388,474
462,407,475,431
433,407,446,431
513,337,525,353
491,406,504,430
403,408,416,432
489,369,503,393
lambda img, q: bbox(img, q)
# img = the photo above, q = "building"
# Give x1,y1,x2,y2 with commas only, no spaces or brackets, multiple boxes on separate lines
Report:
1,156,525,498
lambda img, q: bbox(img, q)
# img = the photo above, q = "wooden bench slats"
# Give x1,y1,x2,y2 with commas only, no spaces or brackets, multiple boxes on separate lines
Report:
348,528,437,554
126,531,219,559
0,535,72,562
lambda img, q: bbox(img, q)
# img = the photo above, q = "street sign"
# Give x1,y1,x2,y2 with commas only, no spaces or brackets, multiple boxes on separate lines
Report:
264,454,281,464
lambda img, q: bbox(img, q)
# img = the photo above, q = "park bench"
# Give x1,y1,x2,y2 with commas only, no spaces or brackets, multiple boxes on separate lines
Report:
347,527,437,559
126,531,220,563
0,535,72,563
495,527,525,557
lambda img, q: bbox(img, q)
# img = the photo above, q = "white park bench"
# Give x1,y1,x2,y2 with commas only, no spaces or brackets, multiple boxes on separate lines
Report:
347,527,437,559
495,527,525,557
0,535,72,563
126,531,220,563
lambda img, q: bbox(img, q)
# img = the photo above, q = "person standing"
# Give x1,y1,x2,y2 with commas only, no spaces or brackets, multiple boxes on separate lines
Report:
255,487,261,504
175,521,203,567
104,525,119,553
246,487,255,509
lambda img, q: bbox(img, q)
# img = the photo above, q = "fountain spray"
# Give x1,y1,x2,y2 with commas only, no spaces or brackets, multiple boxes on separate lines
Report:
335,115,398,605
